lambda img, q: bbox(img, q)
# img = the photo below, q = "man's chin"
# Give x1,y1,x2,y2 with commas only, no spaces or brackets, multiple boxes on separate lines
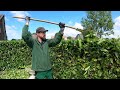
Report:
42,38,46,41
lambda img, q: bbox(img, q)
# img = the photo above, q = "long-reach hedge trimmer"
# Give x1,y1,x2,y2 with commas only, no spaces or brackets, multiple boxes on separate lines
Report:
13,16,83,32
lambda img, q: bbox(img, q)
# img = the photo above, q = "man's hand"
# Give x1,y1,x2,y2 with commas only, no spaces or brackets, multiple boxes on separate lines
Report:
59,22,65,28
59,22,65,34
25,16,30,25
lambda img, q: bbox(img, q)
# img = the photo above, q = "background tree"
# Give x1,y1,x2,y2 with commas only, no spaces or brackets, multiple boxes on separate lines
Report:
81,11,114,38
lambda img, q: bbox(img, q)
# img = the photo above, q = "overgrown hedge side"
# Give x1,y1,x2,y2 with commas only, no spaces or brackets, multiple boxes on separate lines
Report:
0,36,120,79
0,40,32,71
50,38,120,79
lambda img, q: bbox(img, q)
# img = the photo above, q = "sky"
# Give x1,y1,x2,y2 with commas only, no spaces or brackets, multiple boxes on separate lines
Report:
0,11,120,40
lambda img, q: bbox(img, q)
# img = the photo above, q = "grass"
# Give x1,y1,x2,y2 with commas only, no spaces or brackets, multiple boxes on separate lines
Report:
0,65,31,79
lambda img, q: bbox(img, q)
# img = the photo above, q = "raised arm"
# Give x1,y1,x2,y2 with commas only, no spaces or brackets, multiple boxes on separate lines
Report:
22,16,34,48
47,22,65,47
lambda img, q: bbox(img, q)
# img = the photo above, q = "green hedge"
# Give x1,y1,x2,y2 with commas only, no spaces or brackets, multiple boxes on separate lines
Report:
51,38,120,79
0,40,32,71
0,36,120,79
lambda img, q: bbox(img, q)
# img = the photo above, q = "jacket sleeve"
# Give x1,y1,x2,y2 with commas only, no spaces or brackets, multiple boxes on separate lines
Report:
47,31,63,47
22,25,34,48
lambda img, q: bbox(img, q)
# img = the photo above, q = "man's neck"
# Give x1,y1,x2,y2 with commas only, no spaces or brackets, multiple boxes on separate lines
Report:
37,37,42,43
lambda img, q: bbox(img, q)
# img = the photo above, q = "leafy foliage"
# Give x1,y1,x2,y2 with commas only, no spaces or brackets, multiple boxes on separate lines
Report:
0,40,32,71
0,36,120,79
0,68,29,79
51,36,120,79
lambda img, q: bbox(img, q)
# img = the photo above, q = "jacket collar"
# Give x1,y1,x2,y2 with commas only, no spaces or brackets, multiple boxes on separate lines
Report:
35,38,47,48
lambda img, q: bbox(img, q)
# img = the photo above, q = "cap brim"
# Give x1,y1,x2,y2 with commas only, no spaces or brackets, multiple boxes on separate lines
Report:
36,30,48,33
44,30,48,32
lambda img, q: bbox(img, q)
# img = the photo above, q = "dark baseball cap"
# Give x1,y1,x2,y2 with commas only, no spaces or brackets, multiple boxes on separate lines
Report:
36,27,48,33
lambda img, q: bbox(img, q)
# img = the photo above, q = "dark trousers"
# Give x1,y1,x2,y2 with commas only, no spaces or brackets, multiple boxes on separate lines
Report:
35,69,53,79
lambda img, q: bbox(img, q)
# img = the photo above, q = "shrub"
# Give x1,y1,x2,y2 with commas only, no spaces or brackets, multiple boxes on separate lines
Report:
0,36,120,79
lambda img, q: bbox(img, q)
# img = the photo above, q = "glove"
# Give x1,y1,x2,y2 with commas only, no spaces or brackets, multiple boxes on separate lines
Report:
59,22,65,34
25,16,30,25
59,22,65,28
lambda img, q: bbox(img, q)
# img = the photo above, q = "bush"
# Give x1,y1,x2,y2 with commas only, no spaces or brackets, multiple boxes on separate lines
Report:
0,68,29,79
0,40,32,71
50,35,120,79
0,36,120,79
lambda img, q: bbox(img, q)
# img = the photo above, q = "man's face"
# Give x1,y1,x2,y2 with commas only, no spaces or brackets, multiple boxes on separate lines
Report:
36,32,46,39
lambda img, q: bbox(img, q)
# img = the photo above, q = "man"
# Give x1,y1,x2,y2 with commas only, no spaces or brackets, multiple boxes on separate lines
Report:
22,16,65,79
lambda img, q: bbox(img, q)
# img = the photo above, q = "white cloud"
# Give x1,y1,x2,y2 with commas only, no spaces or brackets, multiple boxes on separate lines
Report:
103,16,120,38
6,25,21,40
105,29,120,38
46,31,56,39
10,11,30,22
64,22,83,37
74,22,83,29
114,16,120,30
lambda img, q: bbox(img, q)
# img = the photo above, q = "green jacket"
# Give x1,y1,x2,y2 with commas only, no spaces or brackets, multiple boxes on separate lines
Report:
22,25,63,71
